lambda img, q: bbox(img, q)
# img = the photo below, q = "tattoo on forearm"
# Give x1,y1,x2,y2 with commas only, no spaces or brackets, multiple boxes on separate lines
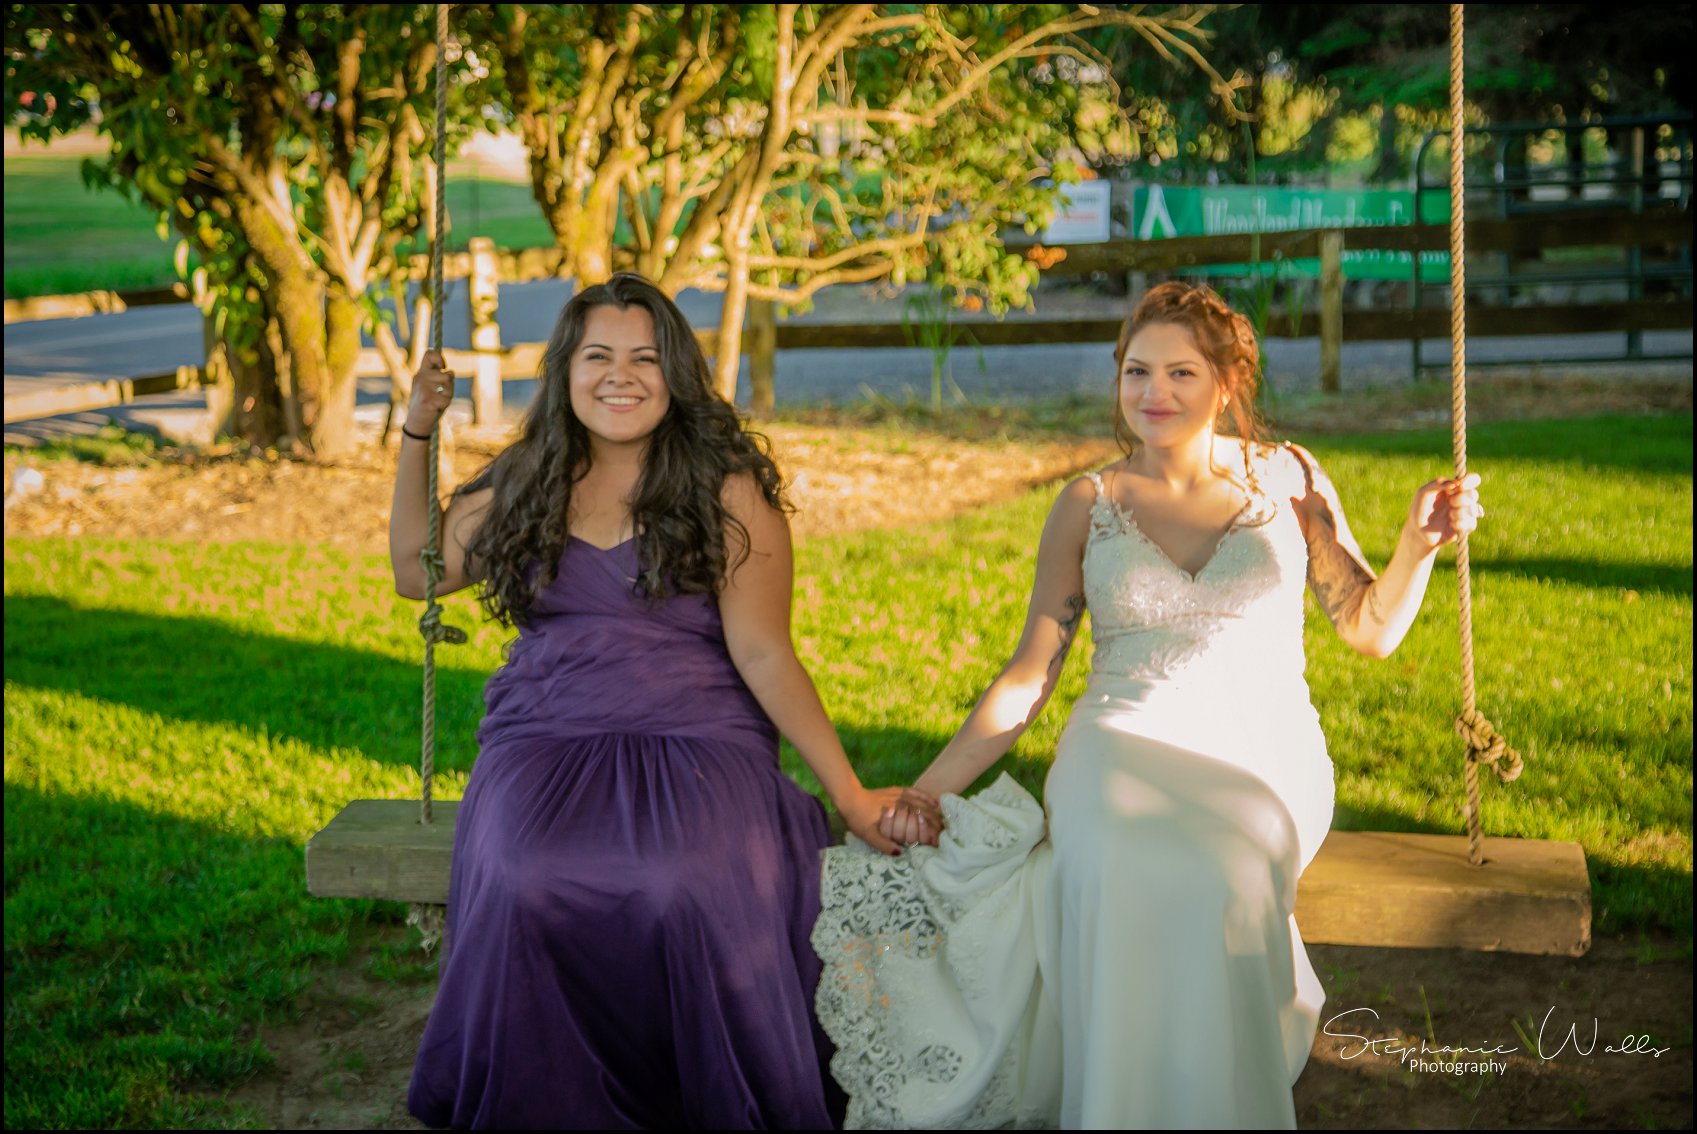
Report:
1294,449,1376,634
1307,545,1374,630
1304,503,1373,632
1365,582,1387,625
1050,593,1085,674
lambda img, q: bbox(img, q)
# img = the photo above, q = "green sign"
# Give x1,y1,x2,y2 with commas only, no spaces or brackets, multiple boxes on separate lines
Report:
1132,185,1452,281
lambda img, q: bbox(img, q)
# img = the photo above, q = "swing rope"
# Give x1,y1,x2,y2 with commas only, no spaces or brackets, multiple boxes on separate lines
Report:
418,1,466,830
405,2,464,953
1447,2,1524,868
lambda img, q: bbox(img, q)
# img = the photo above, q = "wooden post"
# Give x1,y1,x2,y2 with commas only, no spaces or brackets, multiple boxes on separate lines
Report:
468,236,502,426
748,296,777,418
1626,128,1645,359
1319,228,1344,393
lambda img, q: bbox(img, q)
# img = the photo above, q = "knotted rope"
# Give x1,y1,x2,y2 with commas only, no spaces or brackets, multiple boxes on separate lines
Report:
1448,3,1523,867
1456,708,1524,781
418,1,464,828
409,3,463,951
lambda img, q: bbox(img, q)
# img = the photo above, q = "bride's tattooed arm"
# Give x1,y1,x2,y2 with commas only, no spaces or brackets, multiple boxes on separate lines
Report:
1050,592,1086,676
905,477,1094,800
1298,480,1379,635
1286,443,1458,660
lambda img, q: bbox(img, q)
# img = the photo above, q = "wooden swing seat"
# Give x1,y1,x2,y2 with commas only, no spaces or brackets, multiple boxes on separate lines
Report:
305,801,1591,956
308,800,459,906
1296,829,1590,956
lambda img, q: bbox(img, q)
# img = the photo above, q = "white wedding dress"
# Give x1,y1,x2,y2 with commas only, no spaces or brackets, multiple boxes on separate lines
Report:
814,445,1332,1129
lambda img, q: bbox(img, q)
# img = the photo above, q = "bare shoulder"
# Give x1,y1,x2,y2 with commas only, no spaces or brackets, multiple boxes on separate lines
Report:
1267,439,1333,496
1043,475,1099,544
1054,473,1102,516
719,468,781,518
719,469,788,567
445,482,497,536
449,481,497,510
1282,439,1318,465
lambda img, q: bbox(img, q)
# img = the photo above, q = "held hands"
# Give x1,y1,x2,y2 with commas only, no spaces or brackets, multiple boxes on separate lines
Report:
879,793,944,850
839,785,943,857
1406,473,1484,552
405,349,456,438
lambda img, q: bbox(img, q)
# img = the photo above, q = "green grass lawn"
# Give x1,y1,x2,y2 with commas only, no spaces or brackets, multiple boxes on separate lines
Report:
3,149,553,299
4,413,1692,1127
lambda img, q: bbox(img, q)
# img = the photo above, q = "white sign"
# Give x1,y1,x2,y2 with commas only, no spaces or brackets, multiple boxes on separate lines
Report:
1041,179,1113,244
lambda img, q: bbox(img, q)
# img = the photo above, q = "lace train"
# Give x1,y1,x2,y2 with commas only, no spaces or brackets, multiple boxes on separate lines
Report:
812,774,1060,1129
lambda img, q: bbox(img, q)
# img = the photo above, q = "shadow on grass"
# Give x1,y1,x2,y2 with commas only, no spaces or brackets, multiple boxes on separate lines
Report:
1303,414,1693,475
1474,556,1694,596
2,782,394,1129
3,594,490,775
5,594,1070,794
7,595,1688,935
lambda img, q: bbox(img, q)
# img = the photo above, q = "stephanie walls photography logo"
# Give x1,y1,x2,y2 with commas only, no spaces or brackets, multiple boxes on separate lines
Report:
1323,1006,1672,1076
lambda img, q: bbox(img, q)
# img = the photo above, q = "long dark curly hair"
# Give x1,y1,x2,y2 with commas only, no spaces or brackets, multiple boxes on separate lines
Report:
459,273,787,627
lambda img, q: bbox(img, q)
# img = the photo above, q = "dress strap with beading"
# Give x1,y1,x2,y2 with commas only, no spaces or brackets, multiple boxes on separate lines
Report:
1084,470,1123,541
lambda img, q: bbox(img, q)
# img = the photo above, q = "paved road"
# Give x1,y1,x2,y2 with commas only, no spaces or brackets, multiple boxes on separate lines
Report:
4,279,1691,444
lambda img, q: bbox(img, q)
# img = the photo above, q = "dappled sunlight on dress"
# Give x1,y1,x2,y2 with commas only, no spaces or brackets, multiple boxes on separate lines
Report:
814,445,1331,1129
409,536,840,1130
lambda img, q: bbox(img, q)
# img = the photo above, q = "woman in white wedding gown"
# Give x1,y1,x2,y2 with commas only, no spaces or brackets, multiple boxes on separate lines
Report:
811,282,1484,1129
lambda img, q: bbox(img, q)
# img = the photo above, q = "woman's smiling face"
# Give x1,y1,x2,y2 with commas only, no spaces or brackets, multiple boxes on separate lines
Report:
568,304,672,452
1117,320,1224,447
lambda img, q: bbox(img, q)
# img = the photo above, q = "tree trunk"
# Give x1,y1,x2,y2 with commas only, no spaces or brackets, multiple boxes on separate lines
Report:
1372,106,1401,185
1566,130,1586,201
232,187,359,456
319,293,362,455
374,320,413,445
526,140,620,288
201,310,236,441
573,231,615,285
262,304,305,450
1503,133,1531,212
713,256,751,404
269,271,334,454
575,174,623,284
747,296,776,418
228,315,287,448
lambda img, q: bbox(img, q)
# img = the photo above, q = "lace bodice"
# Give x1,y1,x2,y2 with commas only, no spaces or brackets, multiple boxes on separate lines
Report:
1081,445,1312,692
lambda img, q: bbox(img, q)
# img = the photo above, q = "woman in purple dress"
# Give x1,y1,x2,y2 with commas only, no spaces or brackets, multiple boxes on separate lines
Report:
390,273,939,1129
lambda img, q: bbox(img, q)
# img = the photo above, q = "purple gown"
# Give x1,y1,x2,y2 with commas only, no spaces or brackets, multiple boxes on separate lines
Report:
408,536,841,1129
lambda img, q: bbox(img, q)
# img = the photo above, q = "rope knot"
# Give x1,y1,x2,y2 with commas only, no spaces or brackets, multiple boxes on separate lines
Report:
418,600,468,646
1455,708,1524,782
406,903,446,954
419,546,447,585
